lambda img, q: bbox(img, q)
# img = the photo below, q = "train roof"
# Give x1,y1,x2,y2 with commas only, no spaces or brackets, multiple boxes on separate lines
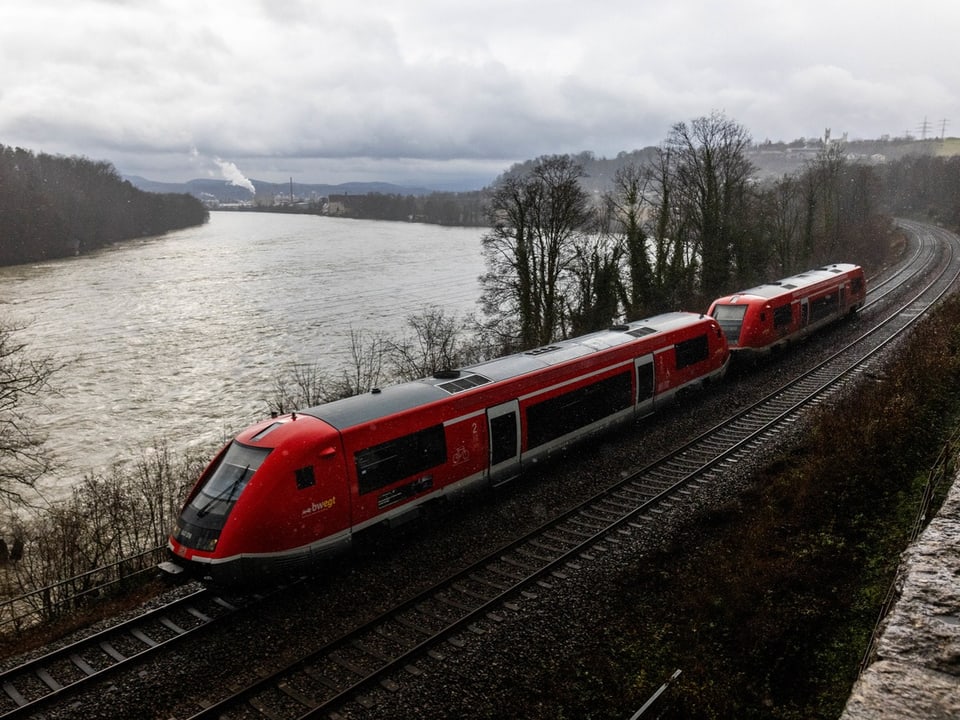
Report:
301,311,709,430
716,263,861,301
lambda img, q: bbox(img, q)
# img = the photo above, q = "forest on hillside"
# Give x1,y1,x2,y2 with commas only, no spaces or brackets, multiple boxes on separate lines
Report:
0,145,208,266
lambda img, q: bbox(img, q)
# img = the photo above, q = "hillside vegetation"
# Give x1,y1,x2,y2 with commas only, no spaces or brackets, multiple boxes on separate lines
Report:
0,145,208,266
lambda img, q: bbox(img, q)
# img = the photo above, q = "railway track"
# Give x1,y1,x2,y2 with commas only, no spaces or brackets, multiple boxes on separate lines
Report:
0,587,255,719
3,219,953,719
165,223,958,718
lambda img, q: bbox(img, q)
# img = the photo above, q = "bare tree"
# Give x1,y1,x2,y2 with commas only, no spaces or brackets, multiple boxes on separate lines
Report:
388,306,473,381
657,111,757,303
480,155,593,349
601,163,654,320
758,174,806,277
266,361,327,414
566,233,623,336
324,328,387,400
265,328,389,414
0,320,60,503
648,146,698,311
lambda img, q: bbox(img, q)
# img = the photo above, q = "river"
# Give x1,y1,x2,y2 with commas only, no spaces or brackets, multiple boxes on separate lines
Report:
0,211,487,501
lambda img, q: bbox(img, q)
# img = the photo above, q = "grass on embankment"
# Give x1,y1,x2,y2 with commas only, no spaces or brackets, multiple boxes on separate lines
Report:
512,293,960,719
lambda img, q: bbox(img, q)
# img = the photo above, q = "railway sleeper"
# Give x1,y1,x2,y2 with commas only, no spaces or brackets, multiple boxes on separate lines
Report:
277,680,318,709
158,616,187,635
451,581,496,602
70,653,96,677
301,663,350,692
129,629,159,648
327,650,369,677
542,528,586,544
35,668,62,693
2,681,27,707
351,638,394,663
596,497,635,513
485,561,527,581
515,546,560,563
566,515,607,532
434,592,476,612
578,508,619,523
616,485,653,501
98,641,125,663
469,571,510,591
528,538,570,554
498,553,537,571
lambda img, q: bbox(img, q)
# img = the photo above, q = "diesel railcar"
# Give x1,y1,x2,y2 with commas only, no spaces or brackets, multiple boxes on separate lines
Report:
707,264,866,357
164,311,729,585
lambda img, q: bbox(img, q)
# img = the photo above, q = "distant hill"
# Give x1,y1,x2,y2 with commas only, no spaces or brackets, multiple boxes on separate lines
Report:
124,176,436,203
127,137,959,204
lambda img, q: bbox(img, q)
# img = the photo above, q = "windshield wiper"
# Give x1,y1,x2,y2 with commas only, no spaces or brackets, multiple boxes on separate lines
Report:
196,465,251,518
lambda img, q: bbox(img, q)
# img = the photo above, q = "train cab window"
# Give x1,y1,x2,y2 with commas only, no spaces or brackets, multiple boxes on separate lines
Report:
674,334,709,369
711,304,747,343
295,466,315,490
355,424,447,495
180,442,270,533
851,276,864,294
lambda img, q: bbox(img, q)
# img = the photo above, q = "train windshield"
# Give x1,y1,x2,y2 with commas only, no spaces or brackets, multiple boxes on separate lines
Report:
175,442,270,550
711,304,747,344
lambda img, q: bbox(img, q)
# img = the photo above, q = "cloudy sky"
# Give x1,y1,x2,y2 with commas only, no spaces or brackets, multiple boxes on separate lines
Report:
1,0,957,190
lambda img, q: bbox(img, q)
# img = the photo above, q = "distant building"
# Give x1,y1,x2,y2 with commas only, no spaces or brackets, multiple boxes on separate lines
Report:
325,200,348,216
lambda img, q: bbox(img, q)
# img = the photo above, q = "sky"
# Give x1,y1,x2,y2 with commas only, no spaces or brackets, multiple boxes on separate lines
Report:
1,0,958,191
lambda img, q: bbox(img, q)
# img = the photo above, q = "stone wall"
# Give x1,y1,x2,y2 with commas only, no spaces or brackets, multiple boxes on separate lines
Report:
841,468,960,719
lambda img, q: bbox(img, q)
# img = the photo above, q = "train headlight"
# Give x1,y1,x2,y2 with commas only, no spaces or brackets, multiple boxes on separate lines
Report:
198,537,218,552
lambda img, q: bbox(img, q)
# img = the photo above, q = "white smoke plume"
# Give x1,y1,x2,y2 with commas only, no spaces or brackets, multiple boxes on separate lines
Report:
214,157,256,195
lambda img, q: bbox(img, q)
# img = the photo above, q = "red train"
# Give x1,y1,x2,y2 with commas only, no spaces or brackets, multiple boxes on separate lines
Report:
163,311,729,585
164,264,866,585
707,264,866,357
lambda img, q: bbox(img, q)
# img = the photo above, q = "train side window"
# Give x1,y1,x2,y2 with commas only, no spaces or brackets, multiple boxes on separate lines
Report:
355,424,447,495
295,466,315,490
674,334,709,369
773,304,791,328
527,371,632,449
810,293,838,322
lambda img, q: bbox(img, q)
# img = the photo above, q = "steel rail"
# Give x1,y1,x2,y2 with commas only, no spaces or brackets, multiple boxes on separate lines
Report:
0,587,253,719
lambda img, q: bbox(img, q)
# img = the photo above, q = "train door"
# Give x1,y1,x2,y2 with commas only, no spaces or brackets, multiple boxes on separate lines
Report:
635,354,655,417
799,298,809,328
487,400,521,486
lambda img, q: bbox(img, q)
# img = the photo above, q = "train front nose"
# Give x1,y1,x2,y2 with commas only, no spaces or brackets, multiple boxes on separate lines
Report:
169,441,270,565
711,303,747,346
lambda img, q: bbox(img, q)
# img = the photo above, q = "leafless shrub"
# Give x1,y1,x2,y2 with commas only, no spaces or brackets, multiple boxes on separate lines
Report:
0,439,216,623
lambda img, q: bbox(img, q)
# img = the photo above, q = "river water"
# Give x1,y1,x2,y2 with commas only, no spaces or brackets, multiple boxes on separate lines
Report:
0,212,487,501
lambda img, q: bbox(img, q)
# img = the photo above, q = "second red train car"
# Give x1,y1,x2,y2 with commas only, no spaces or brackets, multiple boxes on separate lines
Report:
707,263,866,357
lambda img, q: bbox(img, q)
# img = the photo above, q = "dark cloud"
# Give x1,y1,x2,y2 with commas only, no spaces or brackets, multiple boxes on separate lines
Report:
2,0,957,189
